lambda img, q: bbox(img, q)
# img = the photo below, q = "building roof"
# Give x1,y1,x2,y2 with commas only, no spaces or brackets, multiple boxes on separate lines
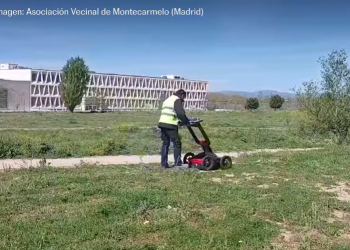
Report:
31,68,207,82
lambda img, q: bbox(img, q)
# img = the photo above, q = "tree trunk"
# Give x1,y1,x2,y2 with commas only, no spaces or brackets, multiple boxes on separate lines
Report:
67,105,75,112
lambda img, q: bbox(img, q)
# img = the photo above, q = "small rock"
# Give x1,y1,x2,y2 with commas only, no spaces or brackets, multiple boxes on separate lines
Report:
225,174,234,177
211,178,222,183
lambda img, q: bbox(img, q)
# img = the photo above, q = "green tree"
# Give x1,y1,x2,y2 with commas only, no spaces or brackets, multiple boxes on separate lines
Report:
295,49,350,144
244,97,259,110
61,56,90,112
269,94,285,110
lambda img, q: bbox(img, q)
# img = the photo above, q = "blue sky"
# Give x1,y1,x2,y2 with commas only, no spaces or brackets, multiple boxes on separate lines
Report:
1,0,350,92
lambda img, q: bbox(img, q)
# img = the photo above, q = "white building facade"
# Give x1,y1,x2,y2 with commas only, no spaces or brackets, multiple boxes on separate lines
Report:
0,65,209,111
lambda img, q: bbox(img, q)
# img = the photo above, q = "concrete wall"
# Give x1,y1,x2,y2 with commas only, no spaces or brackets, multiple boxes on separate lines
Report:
0,69,32,81
0,79,31,111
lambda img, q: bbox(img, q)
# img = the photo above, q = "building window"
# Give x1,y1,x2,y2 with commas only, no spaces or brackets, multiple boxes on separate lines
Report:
32,72,38,82
0,88,8,109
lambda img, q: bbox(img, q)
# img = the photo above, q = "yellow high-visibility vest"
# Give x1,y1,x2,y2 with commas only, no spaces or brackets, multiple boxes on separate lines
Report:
158,95,180,125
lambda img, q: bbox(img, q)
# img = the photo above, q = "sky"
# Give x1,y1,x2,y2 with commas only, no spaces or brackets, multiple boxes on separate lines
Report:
1,0,350,92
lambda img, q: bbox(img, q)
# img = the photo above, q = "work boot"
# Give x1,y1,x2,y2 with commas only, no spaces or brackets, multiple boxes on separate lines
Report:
172,164,189,169
162,165,174,169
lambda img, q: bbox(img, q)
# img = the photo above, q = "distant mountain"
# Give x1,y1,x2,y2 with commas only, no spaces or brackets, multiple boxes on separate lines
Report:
216,90,295,98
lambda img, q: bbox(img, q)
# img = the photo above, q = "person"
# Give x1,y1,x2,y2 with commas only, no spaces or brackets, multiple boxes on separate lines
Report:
158,89,190,168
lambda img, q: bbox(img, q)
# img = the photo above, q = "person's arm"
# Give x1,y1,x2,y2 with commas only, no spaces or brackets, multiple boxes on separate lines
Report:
174,99,190,125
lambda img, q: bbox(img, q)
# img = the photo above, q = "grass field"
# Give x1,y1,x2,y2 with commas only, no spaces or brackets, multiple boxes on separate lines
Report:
0,111,328,159
0,110,349,249
0,110,298,129
1,147,350,249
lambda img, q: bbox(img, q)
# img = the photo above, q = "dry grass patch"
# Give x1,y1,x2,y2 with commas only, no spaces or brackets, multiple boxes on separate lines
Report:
241,172,259,180
120,232,164,248
317,182,350,202
327,210,350,223
210,177,240,184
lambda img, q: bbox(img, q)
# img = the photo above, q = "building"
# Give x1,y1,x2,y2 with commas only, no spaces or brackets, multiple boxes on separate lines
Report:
0,63,209,111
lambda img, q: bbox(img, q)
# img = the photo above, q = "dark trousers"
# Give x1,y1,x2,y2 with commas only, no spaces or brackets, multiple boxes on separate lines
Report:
160,127,182,167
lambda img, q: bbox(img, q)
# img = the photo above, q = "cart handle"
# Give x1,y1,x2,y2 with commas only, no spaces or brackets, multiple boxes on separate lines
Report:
179,118,203,127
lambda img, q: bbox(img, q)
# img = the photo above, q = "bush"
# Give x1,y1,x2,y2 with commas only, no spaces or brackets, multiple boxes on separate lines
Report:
269,95,285,110
295,49,350,144
61,56,90,112
244,98,259,110
115,123,140,133
0,135,22,158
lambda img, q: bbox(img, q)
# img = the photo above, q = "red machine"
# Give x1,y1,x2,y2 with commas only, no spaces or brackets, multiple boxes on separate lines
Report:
181,118,232,171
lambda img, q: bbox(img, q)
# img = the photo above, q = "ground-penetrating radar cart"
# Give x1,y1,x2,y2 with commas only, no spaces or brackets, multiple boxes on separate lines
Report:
180,118,233,171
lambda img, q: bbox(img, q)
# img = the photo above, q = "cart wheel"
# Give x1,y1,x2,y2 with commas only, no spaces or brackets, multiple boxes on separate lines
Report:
183,152,195,164
201,155,215,171
220,155,232,169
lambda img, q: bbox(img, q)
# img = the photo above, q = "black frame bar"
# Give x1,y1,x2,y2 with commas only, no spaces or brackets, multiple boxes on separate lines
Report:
184,119,213,153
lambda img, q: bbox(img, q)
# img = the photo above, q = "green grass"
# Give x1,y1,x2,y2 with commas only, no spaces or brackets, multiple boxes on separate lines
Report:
0,126,327,159
1,147,350,249
0,110,299,129
0,110,347,249
0,110,327,159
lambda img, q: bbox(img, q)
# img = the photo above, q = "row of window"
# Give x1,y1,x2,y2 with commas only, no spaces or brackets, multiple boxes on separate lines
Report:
31,73,206,90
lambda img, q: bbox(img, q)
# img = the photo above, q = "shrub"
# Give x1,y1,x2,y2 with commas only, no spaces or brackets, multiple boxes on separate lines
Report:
61,56,90,112
295,49,350,144
0,135,22,158
115,123,140,133
269,95,285,110
244,98,259,110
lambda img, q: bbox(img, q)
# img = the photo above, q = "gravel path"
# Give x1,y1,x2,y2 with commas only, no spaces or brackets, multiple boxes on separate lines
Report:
0,147,323,171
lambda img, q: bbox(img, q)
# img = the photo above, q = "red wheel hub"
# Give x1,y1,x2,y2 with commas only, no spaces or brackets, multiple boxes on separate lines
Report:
188,158,202,165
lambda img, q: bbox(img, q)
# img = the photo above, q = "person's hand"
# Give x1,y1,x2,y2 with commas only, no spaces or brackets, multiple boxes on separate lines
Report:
178,123,187,128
